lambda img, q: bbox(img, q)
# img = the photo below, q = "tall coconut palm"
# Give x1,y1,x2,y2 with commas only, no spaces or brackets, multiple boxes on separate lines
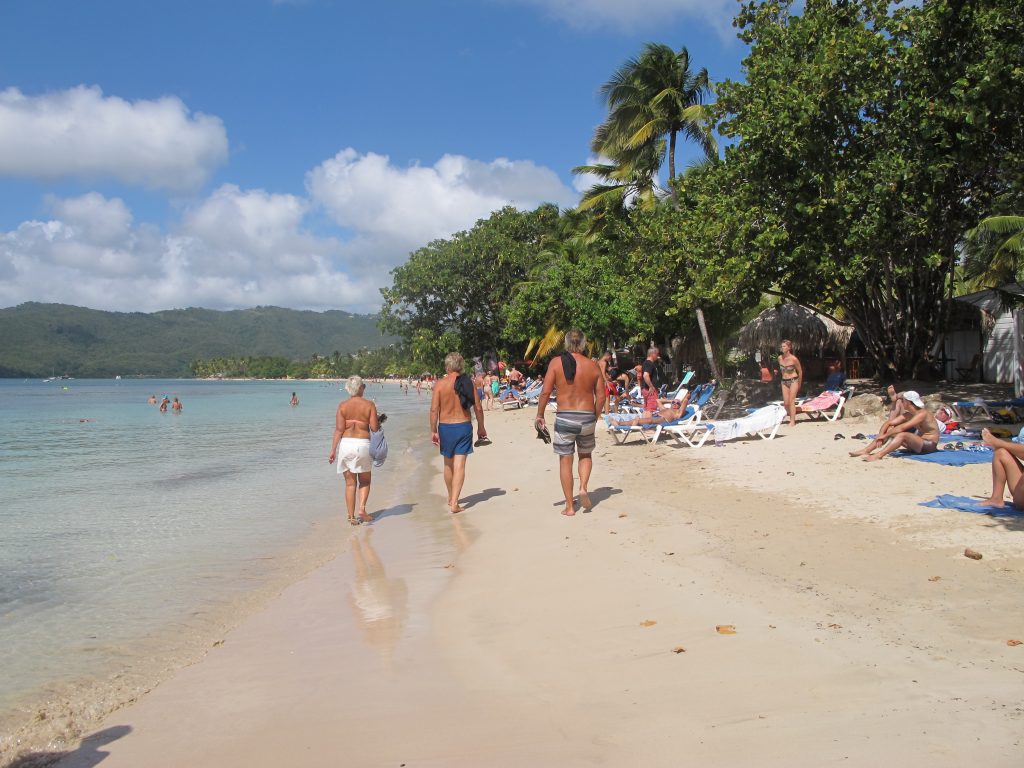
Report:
592,43,716,200
963,215,1024,290
585,43,720,379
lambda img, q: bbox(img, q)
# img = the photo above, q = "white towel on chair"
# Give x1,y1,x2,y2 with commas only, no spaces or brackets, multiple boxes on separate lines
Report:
710,405,786,442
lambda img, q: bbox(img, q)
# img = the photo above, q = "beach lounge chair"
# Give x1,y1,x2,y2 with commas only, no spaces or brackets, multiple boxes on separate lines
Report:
607,383,717,446
950,397,1024,423
700,405,786,448
602,382,716,444
796,386,854,422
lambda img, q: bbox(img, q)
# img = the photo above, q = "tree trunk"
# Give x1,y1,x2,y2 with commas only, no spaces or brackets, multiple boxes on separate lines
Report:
668,131,678,205
695,306,721,382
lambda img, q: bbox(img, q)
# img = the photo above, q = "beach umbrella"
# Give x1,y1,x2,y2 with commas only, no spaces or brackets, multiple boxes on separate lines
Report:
737,303,853,354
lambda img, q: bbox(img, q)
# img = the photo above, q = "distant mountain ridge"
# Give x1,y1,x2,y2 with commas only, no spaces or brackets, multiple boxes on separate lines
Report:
0,303,394,377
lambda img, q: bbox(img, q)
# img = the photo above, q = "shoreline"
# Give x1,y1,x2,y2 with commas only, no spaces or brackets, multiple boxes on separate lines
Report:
0,382,431,767
12,405,1024,766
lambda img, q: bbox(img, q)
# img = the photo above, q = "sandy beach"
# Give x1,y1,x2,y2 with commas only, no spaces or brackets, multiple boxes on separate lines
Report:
34,397,1024,767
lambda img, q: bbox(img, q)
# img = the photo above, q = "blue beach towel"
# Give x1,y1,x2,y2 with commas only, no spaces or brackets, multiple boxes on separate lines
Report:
897,448,992,466
920,495,1023,517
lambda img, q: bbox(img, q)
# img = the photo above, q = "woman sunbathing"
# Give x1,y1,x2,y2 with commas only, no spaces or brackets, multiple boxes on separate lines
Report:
979,428,1024,508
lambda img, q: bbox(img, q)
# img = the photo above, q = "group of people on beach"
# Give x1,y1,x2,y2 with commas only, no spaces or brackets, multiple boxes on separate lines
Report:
328,330,1024,523
327,330,607,520
147,394,182,413
847,384,1024,508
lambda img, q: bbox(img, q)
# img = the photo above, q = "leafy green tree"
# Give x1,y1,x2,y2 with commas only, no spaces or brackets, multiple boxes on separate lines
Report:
706,0,1024,378
379,205,561,369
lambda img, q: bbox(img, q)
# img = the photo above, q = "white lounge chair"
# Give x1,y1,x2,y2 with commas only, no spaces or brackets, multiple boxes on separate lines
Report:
796,386,854,422
669,404,786,448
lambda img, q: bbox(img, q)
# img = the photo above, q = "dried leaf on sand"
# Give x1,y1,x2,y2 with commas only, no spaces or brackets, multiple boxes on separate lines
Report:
640,620,657,627
716,625,737,634
672,646,686,654
1008,639,1022,647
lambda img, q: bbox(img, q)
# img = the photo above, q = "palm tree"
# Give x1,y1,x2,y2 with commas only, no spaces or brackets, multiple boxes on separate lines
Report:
963,215,1024,290
590,43,716,203
584,43,720,380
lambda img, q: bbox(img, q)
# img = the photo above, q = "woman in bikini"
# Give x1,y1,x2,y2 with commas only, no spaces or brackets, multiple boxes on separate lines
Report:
328,376,380,525
778,339,803,427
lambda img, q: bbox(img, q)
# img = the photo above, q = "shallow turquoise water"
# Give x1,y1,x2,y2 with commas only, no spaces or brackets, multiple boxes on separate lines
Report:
0,378,430,716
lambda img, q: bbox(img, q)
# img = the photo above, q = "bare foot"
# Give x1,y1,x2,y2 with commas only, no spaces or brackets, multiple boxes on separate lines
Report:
981,428,1000,448
359,509,372,523
978,497,1006,508
848,449,865,457
449,503,463,514
863,454,882,462
788,420,797,427
579,491,592,512
561,500,576,517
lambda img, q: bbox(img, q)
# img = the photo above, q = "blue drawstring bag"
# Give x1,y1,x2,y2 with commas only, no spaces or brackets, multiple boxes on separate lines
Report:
369,427,388,467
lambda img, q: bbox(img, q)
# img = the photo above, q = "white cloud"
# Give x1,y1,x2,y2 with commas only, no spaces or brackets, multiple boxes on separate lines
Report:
307,148,576,247
509,0,735,37
0,190,371,312
0,148,579,312
0,86,228,189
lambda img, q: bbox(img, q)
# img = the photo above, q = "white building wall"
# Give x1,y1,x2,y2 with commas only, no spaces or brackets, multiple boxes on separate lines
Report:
983,310,1018,384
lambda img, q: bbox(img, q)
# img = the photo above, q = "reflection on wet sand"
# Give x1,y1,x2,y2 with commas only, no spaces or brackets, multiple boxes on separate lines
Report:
347,528,409,662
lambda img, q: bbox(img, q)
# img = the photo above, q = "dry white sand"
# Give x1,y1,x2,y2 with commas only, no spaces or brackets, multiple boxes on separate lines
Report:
47,405,1024,767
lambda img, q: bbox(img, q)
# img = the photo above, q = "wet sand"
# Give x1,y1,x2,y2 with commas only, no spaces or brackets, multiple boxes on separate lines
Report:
43,406,1024,767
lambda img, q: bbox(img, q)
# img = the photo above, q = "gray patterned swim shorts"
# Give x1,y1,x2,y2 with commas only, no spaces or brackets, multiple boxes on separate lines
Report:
553,410,597,456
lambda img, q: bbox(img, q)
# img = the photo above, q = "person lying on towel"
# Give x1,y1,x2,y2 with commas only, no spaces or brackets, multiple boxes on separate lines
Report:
849,390,940,461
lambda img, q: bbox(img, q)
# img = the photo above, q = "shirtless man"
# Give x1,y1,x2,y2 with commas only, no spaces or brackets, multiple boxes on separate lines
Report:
535,329,607,515
853,391,940,461
430,352,487,513
171,397,182,413
848,386,908,457
979,428,1024,508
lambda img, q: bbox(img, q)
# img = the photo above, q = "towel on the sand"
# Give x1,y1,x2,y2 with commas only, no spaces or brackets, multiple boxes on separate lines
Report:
920,494,1023,517
898,448,992,466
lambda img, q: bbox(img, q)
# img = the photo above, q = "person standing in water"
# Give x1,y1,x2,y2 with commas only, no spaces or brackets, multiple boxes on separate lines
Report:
535,330,606,516
328,376,379,525
777,339,803,427
430,352,487,513
290,391,299,406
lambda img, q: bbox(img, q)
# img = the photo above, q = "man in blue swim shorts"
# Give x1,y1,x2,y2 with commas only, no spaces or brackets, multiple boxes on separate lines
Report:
430,352,487,513
535,330,606,516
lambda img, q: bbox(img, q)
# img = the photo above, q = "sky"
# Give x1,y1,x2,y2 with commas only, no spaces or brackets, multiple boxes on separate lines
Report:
0,0,748,314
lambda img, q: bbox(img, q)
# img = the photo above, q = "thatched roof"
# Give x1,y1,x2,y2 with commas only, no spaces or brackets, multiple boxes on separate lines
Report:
738,303,854,354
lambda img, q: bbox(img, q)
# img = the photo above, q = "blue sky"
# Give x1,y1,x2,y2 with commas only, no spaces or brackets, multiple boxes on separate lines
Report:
0,0,747,312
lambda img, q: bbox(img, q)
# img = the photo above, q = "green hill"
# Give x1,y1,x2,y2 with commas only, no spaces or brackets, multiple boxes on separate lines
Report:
0,303,395,377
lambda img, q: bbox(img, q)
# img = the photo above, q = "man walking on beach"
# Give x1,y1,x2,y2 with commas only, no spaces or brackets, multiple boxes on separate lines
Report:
535,330,606,516
430,352,488,513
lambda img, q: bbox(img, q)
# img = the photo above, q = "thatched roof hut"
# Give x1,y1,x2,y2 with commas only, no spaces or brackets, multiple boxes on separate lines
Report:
738,303,854,355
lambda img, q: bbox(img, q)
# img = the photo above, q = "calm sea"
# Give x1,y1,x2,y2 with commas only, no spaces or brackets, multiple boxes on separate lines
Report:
0,378,432,741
